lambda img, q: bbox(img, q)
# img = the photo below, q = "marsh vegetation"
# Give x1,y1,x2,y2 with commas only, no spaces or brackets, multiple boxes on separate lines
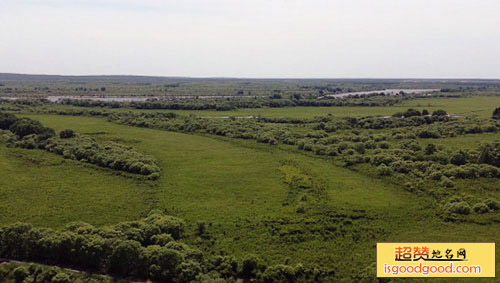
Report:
0,76,499,282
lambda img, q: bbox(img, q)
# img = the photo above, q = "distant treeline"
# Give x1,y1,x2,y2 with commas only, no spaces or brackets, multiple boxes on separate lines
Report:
2,89,497,112
54,93,405,111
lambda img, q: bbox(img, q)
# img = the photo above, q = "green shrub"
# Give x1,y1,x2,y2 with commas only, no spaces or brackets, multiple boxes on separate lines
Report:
296,204,306,214
45,137,160,176
377,164,392,176
150,234,174,246
261,264,300,283
5,115,160,177
450,151,467,166
429,171,443,181
440,176,454,188
12,266,29,283
473,203,490,214
478,142,500,167
418,130,441,138
379,141,390,149
51,272,71,283
445,201,471,215
211,256,238,278
485,198,499,211
425,143,437,155
432,109,448,116
0,112,17,130
241,254,259,277
9,118,54,139
196,221,206,236
177,260,202,282
492,107,500,119
59,129,75,139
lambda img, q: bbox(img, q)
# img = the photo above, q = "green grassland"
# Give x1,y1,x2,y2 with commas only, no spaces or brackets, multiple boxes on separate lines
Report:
0,92,499,281
0,109,499,281
32,95,500,120
170,95,498,118
0,145,155,228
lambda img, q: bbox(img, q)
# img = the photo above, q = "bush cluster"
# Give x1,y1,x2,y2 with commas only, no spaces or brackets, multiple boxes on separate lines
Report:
0,263,112,283
0,211,329,282
493,107,500,119
2,112,160,178
0,211,199,282
443,197,499,218
44,136,160,178
103,111,500,184
55,94,407,112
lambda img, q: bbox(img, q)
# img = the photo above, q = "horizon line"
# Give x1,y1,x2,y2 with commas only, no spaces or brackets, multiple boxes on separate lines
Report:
1,72,500,81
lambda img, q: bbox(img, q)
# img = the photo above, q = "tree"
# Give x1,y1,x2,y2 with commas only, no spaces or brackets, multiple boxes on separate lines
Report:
450,150,467,166
12,266,29,283
9,118,52,138
51,272,71,283
402,108,421,117
0,112,17,130
59,129,75,139
177,261,202,282
107,240,145,276
241,254,259,277
145,246,183,281
492,107,500,119
432,109,448,116
195,221,206,236
478,143,500,167
270,93,282,99
425,143,437,155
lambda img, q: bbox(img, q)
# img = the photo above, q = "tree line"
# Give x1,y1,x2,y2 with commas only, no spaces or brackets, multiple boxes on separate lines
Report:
0,112,160,179
0,211,327,282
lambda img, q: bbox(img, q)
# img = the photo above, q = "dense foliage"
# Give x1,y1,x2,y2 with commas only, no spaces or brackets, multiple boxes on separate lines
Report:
42,137,160,178
0,211,326,282
1,112,160,179
0,211,197,282
0,262,114,283
55,93,412,111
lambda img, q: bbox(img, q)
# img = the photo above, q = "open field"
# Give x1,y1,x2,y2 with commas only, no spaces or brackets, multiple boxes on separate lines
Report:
27,95,500,120
0,110,498,280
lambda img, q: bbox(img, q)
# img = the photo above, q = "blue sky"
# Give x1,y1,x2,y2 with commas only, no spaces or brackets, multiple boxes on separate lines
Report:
1,0,500,78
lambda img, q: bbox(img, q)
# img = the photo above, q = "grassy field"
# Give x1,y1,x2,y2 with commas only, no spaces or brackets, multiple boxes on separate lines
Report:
37,95,500,119
1,112,499,280
0,144,153,228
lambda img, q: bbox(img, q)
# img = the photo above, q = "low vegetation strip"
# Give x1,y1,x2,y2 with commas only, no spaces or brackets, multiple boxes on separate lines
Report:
0,112,160,179
0,262,114,283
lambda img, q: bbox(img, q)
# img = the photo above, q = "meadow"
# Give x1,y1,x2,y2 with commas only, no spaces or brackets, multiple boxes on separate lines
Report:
29,95,500,120
0,78,499,282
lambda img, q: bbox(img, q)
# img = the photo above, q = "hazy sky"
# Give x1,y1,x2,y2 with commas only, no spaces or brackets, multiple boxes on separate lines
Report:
1,0,499,78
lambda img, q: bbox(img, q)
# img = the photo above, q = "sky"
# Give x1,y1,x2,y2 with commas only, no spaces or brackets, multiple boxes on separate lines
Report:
1,0,500,78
